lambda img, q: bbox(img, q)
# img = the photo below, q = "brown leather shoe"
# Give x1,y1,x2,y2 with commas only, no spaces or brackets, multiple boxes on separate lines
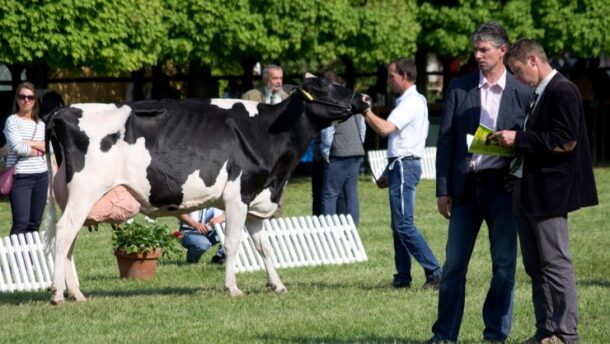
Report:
540,336,566,344
422,276,441,290
520,336,540,344
522,335,567,344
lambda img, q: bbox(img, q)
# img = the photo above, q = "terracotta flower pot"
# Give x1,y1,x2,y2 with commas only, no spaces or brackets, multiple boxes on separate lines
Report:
115,248,162,280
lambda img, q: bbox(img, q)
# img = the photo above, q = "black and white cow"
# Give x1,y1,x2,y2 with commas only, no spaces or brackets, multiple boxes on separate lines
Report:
44,77,370,304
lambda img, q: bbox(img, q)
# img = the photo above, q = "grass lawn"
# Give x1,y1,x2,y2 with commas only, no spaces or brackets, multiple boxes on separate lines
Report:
1,168,609,343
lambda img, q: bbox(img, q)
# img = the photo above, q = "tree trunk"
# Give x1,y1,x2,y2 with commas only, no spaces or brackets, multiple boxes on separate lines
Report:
6,64,25,91
241,56,258,92
187,61,219,99
415,50,428,98
342,56,356,89
131,68,146,101
187,61,202,98
151,65,179,99
26,62,49,89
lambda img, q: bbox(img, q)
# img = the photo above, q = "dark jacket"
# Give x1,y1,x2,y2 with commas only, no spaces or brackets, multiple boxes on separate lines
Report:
515,72,598,217
436,71,532,204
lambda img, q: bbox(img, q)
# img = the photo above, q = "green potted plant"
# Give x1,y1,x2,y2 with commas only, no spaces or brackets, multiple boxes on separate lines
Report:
112,218,181,280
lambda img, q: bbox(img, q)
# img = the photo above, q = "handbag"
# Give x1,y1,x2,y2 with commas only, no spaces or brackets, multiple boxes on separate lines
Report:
0,164,17,196
0,123,38,196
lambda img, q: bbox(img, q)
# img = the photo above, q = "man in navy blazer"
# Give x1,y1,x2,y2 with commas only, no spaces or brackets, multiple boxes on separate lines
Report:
430,23,531,343
492,39,598,344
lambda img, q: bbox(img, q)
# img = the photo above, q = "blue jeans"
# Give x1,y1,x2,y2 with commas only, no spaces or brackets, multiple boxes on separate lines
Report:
321,156,363,225
10,172,48,235
388,159,441,284
432,173,517,342
180,229,223,263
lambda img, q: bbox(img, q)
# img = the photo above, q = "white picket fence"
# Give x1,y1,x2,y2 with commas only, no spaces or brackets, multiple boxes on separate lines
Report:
215,214,367,273
367,147,437,181
0,232,55,292
2,214,366,289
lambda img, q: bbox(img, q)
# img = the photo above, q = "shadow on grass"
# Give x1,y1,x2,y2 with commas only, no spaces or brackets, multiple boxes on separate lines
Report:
259,335,506,344
578,279,610,288
85,286,210,298
0,290,52,305
0,286,222,305
258,334,433,343
287,280,426,292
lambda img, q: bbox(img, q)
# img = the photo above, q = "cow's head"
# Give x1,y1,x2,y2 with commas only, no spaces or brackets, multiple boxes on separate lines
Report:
300,77,371,125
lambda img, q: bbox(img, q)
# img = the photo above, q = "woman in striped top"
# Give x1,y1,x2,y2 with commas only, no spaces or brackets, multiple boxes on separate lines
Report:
3,82,48,235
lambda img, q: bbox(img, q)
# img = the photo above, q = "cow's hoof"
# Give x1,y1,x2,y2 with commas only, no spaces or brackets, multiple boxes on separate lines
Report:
228,288,244,297
267,282,288,294
49,298,64,306
67,291,87,303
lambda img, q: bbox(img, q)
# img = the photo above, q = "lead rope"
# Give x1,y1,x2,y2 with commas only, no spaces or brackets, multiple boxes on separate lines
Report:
388,157,405,215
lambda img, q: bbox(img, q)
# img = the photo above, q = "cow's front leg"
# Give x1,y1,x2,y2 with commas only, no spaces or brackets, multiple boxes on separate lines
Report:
223,199,248,297
64,239,86,302
49,189,104,305
50,213,85,305
246,217,287,294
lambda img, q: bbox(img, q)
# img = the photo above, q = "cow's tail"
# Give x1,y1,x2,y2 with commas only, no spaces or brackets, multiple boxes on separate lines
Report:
43,122,58,256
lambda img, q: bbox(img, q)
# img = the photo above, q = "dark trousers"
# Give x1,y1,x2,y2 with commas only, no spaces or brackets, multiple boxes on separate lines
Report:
320,156,362,225
433,172,517,341
311,159,324,216
9,172,48,235
513,180,579,343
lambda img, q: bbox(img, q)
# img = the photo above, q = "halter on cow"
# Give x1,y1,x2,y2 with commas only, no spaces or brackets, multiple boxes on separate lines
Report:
43,77,371,304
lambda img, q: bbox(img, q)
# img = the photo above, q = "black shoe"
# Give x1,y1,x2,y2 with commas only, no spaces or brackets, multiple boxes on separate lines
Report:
210,254,226,265
391,281,411,289
422,276,441,290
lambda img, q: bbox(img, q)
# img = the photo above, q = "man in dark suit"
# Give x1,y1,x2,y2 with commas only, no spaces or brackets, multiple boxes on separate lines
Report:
492,39,598,344
430,23,531,343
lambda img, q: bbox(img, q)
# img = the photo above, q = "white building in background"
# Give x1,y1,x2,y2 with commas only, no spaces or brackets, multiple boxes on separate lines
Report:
426,54,443,100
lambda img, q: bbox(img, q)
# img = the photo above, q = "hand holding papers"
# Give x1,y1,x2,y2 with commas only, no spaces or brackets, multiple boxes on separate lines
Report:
467,124,515,157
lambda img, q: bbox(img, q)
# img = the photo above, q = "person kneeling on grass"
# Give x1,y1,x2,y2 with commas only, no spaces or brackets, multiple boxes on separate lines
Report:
177,208,226,264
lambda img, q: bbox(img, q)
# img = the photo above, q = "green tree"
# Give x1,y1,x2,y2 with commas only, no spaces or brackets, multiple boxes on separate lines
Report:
0,0,166,87
535,0,610,57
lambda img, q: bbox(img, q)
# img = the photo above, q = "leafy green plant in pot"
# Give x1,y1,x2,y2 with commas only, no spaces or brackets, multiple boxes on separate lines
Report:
112,219,182,280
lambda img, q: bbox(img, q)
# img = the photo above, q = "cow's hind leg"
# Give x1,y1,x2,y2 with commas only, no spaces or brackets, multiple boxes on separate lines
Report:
246,217,287,294
223,200,248,297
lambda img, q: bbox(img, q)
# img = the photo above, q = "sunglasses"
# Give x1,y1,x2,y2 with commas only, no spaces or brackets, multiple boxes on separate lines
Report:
18,94,36,101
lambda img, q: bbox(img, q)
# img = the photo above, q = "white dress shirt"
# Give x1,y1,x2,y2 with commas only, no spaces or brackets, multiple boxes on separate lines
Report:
386,85,429,159
471,69,507,171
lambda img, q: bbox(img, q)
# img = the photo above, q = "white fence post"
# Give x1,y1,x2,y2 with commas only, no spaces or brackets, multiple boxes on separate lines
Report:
0,231,76,293
215,214,367,273
367,147,437,181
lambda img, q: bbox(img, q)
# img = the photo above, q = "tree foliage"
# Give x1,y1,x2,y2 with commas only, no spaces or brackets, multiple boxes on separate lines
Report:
1,0,609,78
535,0,610,57
418,0,544,60
0,0,165,72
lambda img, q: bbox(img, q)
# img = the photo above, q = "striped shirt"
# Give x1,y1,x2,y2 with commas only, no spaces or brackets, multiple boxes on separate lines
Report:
3,114,47,174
